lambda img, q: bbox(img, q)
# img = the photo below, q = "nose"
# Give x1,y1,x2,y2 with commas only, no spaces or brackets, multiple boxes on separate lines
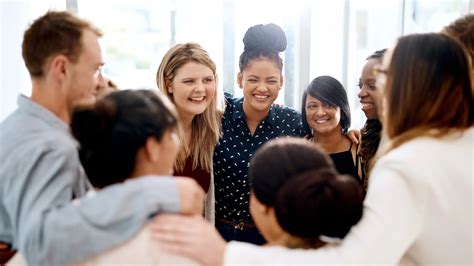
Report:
315,106,326,116
97,72,106,89
194,81,205,93
358,86,368,98
256,83,268,92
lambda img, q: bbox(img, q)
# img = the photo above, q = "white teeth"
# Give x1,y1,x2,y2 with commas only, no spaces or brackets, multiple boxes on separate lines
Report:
316,120,328,123
254,95,269,99
190,96,205,101
361,103,373,108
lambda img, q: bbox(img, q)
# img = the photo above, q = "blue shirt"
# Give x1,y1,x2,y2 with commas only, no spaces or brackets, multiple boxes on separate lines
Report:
213,94,306,223
0,96,180,266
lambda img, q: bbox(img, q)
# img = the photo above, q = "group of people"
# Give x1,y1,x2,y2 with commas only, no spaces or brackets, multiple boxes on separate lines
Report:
0,9,472,266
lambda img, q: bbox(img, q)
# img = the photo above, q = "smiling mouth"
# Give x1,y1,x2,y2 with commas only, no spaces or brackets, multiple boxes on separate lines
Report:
254,94,269,101
361,103,374,109
314,119,329,124
188,96,206,102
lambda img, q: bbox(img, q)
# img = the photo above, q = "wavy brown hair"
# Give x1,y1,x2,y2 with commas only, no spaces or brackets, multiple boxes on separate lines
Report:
384,33,473,151
156,43,224,172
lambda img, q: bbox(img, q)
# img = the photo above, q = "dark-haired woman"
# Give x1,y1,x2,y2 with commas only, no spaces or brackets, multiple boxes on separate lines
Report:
249,138,364,249
302,76,362,184
213,23,306,245
9,89,200,265
357,49,386,189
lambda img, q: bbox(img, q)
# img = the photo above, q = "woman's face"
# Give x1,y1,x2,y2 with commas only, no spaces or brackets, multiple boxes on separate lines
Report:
168,61,216,119
250,193,278,242
305,94,342,136
358,59,381,120
238,59,282,114
154,129,180,175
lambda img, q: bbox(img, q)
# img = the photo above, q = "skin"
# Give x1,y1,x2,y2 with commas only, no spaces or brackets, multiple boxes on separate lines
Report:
305,95,342,137
31,29,106,123
131,130,180,178
237,58,283,134
168,61,216,130
358,58,381,120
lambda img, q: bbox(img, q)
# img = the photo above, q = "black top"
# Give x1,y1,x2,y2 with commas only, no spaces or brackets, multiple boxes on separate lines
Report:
213,94,305,223
329,142,362,184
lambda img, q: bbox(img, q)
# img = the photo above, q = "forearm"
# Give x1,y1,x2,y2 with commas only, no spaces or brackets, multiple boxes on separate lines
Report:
19,176,179,266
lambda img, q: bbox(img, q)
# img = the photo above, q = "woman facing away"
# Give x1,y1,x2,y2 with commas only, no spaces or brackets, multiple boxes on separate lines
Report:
302,76,363,184
357,49,386,189
151,32,473,266
157,42,224,222
8,89,200,265
212,23,307,245
249,138,364,250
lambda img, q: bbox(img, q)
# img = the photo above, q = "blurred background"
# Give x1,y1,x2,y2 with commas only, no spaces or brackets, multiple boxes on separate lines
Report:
1,0,472,127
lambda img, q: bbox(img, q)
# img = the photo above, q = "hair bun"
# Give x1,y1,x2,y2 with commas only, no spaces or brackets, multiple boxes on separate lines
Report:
243,23,287,53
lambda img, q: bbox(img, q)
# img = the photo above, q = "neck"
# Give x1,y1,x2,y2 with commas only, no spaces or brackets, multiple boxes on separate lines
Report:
30,81,70,123
313,128,348,153
243,99,269,124
270,233,323,249
178,111,194,145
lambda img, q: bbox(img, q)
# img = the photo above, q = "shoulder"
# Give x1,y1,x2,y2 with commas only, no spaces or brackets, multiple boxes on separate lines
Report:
372,130,473,185
271,104,302,120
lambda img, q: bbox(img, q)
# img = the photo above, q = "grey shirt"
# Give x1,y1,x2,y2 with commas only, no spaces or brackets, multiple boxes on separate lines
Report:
0,95,180,266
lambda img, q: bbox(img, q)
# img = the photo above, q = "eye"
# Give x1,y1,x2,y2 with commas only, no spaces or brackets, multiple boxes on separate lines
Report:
204,77,214,83
369,84,376,90
357,81,362,89
183,80,194,84
306,104,317,110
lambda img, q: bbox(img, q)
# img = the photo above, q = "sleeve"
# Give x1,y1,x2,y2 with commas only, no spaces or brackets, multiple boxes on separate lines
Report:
224,159,427,265
14,145,180,266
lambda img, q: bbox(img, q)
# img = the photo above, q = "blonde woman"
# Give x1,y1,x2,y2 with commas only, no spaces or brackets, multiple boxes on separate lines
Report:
157,43,224,222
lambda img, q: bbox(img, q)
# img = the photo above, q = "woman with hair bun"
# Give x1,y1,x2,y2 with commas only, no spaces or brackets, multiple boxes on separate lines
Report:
213,23,306,244
9,89,200,265
249,138,364,249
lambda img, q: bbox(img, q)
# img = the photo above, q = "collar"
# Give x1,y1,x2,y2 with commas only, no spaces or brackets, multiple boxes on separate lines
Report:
231,97,277,126
17,94,71,136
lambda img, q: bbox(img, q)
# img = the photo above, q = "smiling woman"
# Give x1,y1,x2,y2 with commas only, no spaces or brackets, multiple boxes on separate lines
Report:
302,75,363,184
156,42,223,222
213,23,307,245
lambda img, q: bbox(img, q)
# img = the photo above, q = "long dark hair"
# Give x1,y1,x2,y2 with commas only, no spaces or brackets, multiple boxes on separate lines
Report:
385,33,473,151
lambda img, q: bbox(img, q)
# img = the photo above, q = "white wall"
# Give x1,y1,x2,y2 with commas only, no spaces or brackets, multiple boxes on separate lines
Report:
0,0,31,122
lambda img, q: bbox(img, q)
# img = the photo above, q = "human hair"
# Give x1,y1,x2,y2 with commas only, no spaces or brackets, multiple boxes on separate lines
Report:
239,23,287,72
156,42,223,172
366,49,387,60
301,76,351,135
385,33,473,151
71,89,178,188
22,10,102,78
443,14,474,66
360,49,386,187
249,138,364,241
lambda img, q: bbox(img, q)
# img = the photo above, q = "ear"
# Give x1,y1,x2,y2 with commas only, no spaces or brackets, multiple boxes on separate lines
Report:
237,72,243,89
166,80,173,94
279,74,284,90
144,137,160,162
48,54,69,79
